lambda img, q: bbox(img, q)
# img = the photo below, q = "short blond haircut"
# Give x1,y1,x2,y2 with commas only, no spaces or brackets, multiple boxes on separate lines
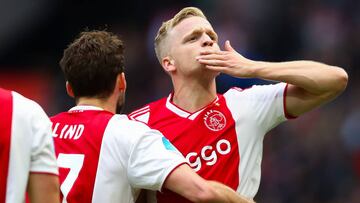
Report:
154,7,207,63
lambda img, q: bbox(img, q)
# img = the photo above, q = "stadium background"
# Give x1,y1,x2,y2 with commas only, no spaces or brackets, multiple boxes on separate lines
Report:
0,0,358,202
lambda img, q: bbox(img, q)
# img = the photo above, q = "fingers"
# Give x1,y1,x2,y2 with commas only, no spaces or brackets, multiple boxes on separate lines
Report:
203,65,226,72
200,40,236,56
196,54,226,60
199,50,225,55
197,58,227,67
224,40,235,52
203,65,233,76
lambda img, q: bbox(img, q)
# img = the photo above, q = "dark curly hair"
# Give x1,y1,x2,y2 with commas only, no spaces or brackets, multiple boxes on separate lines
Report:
60,30,124,99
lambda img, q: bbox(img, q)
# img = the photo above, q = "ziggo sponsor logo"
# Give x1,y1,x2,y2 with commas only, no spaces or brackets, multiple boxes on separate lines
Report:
185,139,231,172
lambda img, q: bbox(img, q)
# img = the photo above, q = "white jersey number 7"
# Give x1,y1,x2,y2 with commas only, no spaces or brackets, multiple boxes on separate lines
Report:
57,153,85,203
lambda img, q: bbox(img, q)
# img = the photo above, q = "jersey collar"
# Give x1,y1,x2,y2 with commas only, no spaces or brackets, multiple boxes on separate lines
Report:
68,105,104,112
165,93,219,120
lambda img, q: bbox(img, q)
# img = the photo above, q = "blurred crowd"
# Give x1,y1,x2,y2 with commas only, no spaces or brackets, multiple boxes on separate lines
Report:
0,0,359,202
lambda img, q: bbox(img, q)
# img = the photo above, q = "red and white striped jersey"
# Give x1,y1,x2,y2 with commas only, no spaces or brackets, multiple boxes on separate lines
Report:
51,105,186,203
0,88,58,203
129,83,290,201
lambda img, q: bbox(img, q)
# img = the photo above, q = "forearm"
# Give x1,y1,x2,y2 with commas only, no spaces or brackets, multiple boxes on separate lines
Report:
165,164,250,203
251,60,348,95
27,173,60,203
208,181,255,203
199,41,348,116
199,43,347,96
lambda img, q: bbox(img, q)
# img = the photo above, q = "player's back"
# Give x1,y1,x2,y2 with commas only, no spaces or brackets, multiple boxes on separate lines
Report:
51,106,171,203
51,106,113,203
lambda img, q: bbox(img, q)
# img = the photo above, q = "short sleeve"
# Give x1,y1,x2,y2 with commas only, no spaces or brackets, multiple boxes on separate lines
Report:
224,82,287,133
27,99,58,175
126,124,186,191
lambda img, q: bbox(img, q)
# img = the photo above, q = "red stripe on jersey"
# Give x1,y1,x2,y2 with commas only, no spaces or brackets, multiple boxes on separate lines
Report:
25,193,30,203
51,110,113,203
128,106,149,119
283,83,297,119
0,88,13,203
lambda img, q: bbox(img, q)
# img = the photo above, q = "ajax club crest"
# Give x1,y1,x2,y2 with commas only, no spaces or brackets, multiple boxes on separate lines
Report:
203,110,226,131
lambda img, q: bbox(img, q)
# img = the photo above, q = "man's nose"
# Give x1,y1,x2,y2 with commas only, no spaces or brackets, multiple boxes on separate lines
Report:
201,34,214,47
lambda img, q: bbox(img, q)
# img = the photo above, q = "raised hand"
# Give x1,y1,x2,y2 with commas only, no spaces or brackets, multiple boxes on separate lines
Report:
196,40,257,78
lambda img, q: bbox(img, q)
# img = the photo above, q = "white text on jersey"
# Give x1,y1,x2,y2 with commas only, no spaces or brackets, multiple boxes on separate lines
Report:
52,123,85,140
186,139,231,172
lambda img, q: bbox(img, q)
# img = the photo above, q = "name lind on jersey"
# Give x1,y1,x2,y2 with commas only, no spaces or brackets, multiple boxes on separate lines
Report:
52,123,84,140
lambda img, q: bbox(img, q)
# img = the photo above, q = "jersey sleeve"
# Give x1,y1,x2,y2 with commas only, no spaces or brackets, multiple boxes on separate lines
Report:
224,82,288,133
109,116,186,191
127,125,186,191
16,93,59,175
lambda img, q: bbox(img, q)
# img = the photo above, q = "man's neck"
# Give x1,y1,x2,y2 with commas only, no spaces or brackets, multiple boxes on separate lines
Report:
172,78,217,113
77,97,116,114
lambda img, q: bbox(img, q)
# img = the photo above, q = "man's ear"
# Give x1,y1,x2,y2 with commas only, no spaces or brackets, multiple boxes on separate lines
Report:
118,72,127,91
65,81,75,98
162,56,176,73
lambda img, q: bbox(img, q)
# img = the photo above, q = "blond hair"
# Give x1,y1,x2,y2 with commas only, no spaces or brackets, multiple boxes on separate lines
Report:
154,7,207,63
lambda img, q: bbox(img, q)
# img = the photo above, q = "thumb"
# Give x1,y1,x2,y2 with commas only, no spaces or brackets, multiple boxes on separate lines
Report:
224,40,235,52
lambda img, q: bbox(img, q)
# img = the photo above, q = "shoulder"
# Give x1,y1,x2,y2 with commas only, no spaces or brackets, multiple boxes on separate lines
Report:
107,114,154,138
224,83,287,98
12,91,44,111
104,114,164,150
111,114,150,129
12,91,49,121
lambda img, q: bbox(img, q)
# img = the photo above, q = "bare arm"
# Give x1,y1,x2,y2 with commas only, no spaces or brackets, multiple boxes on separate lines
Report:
164,164,253,203
197,40,348,117
27,173,60,203
208,181,255,203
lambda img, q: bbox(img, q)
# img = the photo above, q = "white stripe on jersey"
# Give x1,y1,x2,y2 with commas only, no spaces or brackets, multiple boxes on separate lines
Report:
224,83,287,198
6,92,58,203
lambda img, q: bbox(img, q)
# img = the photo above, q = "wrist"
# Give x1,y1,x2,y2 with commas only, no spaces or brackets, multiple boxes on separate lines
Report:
246,60,263,78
